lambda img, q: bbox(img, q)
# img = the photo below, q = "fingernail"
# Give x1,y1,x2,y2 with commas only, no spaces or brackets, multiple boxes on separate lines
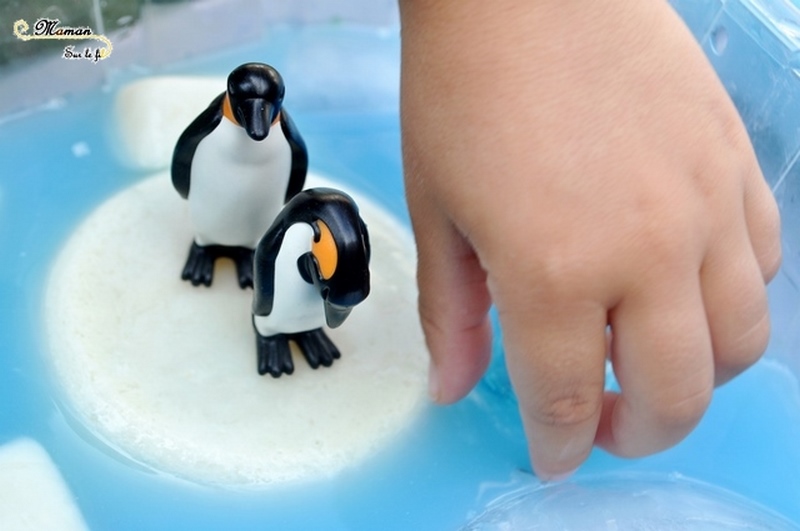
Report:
428,361,440,402
541,468,578,484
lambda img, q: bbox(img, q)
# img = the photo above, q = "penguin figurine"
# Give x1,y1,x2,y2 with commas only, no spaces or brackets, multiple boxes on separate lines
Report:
171,62,308,289
252,188,371,377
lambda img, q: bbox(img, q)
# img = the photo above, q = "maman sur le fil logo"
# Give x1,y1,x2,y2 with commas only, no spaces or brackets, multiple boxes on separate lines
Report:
13,17,113,63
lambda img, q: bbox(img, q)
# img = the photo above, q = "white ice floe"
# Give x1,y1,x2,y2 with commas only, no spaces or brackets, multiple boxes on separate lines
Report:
44,172,427,486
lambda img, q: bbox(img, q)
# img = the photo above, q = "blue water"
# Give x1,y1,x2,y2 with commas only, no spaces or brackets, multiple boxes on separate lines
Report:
1,24,799,529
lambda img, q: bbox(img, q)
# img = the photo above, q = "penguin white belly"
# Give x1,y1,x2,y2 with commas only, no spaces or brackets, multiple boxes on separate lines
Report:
188,118,292,248
254,224,326,336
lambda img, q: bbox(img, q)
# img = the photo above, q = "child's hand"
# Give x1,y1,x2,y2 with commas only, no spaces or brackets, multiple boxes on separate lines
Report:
399,0,781,480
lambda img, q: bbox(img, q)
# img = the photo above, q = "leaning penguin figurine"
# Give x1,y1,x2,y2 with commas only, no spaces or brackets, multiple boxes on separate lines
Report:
171,62,308,288
252,188,371,377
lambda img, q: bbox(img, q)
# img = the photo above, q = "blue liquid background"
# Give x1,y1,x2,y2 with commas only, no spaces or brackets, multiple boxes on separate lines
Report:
0,22,799,530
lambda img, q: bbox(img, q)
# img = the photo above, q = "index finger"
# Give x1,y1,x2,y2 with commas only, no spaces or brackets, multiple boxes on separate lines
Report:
498,294,608,480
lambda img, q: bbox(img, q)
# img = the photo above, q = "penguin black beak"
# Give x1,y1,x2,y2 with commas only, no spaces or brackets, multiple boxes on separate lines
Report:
238,100,275,141
321,281,369,328
324,301,353,329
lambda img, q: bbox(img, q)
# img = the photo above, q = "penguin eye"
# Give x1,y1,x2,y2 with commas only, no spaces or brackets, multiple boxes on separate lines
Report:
311,221,338,281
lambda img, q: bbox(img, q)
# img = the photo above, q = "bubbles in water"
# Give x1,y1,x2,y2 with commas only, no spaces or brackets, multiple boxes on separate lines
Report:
71,141,91,158
710,26,729,56
463,473,799,531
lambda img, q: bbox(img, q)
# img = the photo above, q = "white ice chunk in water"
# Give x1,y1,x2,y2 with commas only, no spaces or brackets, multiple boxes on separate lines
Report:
0,439,88,531
114,76,224,171
45,172,428,486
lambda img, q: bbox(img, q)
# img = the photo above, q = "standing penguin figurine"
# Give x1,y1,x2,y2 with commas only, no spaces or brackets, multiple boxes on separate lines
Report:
171,62,308,288
252,188,371,377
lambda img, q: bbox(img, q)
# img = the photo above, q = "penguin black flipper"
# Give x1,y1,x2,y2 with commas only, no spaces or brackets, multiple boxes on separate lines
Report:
252,214,291,317
279,108,308,202
171,93,225,199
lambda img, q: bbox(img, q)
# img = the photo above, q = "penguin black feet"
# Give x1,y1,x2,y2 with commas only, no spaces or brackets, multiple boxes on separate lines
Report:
257,333,294,377
181,242,216,286
291,328,341,370
180,243,254,289
228,246,255,289
255,329,341,377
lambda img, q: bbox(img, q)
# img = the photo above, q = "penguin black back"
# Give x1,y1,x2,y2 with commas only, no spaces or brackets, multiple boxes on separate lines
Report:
253,188,371,317
171,93,224,199
171,62,307,201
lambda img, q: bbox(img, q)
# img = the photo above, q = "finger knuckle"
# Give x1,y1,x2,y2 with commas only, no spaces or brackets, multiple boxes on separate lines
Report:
648,386,711,431
513,250,590,303
759,228,782,283
753,193,783,282
530,388,602,429
716,312,770,380
762,245,782,283
639,217,697,265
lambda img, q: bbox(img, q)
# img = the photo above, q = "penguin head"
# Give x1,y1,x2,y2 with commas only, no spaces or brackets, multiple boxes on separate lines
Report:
226,63,285,141
297,189,371,328
254,188,371,328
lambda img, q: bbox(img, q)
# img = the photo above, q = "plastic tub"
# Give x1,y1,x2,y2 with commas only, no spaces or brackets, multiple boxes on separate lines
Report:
0,1,798,528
